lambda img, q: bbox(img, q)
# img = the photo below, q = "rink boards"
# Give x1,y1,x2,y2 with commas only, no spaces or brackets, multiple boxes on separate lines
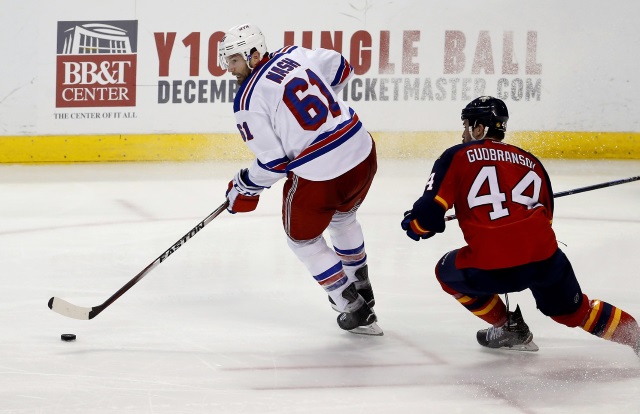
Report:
1,131,638,163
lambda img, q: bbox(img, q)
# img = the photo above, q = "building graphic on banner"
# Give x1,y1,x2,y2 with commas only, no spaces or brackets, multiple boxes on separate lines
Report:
56,20,138,108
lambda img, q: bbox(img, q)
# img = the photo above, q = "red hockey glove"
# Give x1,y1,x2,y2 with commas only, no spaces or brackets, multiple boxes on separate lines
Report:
401,211,435,241
226,168,264,213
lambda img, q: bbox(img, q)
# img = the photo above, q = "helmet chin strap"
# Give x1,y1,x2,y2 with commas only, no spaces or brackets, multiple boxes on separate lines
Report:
468,123,489,140
244,56,253,70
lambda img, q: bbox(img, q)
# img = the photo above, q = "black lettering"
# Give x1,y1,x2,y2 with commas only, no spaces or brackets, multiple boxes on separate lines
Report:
365,78,377,101
421,78,434,100
158,80,170,103
526,78,541,101
171,80,183,103
184,80,196,103
210,80,226,102
351,78,363,101
435,78,447,101
198,80,208,103
404,78,420,100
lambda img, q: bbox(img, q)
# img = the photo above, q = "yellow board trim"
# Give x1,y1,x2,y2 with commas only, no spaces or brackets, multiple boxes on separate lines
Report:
0,134,254,163
0,131,638,163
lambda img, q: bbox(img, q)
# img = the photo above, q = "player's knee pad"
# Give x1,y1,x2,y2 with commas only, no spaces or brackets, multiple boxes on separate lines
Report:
328,210,360,240
287,236,327,259
435,273,458,296
329,209,357,227
551,293,590,327
434,252,460,296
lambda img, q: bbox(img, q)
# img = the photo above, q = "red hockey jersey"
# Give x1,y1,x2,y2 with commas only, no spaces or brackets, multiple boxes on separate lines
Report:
411,139,558,270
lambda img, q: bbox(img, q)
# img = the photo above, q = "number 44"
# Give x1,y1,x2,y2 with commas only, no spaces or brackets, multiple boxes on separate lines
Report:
467,166,542,220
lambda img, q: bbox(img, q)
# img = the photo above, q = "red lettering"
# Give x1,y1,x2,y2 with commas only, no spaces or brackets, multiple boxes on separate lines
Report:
183,32,200,76
526,31,542,75
320,31,343,53
402,30,420,74
284,31,294,46
502,31,518,74
471,31,494,74
302,31,313,49
208,32,225,76
379,31,395,74
154,32,176,77
350,30,372,75
444,31,465,74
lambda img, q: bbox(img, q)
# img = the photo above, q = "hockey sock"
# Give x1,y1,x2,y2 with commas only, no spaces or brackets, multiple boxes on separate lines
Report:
333,243,366,276
581,299,640,348
436,274,508,327
287,236,353,311
328,211,366,281
313,262,357,311
454,293,508,327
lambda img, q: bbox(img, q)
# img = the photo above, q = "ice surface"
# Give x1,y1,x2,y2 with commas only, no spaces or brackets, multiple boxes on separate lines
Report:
1,159,639,413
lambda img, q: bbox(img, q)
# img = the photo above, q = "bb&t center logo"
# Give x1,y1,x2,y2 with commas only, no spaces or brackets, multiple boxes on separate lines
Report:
55,20,138,108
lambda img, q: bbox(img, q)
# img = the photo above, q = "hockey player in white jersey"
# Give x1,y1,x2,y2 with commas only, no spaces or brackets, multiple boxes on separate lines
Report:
218,23,382,335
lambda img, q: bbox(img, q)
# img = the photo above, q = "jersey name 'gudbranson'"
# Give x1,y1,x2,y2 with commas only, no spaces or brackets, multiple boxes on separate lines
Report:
466,147,536,170
232,46,373,188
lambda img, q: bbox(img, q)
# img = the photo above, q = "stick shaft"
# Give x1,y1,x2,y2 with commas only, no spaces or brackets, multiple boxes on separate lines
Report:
445,176,640,222
49,200,229,319
553,176,640,198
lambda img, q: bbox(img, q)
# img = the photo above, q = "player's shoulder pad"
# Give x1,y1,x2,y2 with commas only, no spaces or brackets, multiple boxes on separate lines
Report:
436,141,476,163
511,142,545,168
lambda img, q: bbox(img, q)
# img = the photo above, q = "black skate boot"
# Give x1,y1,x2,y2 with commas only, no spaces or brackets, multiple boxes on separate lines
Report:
354,265,375,308
476,305,538,351
335,284,383,336
329,265,375,311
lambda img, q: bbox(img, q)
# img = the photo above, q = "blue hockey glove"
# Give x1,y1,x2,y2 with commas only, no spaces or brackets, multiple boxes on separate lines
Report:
401,211,435,241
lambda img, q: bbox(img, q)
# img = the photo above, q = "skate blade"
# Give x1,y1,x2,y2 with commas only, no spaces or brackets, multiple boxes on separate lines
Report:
348,322,384,336
502,340,539,352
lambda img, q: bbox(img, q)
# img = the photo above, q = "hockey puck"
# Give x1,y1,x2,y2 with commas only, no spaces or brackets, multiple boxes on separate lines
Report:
61,334,76,342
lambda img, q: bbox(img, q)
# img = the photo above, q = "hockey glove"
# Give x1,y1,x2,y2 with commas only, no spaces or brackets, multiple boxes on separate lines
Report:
401,211,435,241
226,168,264,213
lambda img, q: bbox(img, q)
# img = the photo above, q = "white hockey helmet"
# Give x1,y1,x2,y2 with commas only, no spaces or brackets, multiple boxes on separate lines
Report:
218,23,267,70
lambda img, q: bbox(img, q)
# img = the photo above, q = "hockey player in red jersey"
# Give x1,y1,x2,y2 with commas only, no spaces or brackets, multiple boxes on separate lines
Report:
401,96,640,356
218,24,381,335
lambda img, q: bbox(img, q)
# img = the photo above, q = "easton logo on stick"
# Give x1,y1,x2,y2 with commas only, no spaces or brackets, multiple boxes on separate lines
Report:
159,222,206,262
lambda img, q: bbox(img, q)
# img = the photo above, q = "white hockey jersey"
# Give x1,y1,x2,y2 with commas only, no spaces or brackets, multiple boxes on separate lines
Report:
232,46,373,188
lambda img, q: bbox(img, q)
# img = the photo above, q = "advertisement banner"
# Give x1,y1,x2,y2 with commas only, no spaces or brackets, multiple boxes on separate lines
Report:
1,1,638,144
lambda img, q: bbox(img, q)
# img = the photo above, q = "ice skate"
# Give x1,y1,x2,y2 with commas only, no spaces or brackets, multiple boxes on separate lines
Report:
476,305,538,352
354,265,375,308
334,283,383,336
337,300,383,336
329,265,375,311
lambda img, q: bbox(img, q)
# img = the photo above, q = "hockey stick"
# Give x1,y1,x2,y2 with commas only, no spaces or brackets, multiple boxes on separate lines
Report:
48,200,230,320
444,175,640,222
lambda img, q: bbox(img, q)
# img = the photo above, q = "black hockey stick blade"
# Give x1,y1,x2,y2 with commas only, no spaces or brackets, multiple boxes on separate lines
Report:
444,175,640,222
48,200,229,320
